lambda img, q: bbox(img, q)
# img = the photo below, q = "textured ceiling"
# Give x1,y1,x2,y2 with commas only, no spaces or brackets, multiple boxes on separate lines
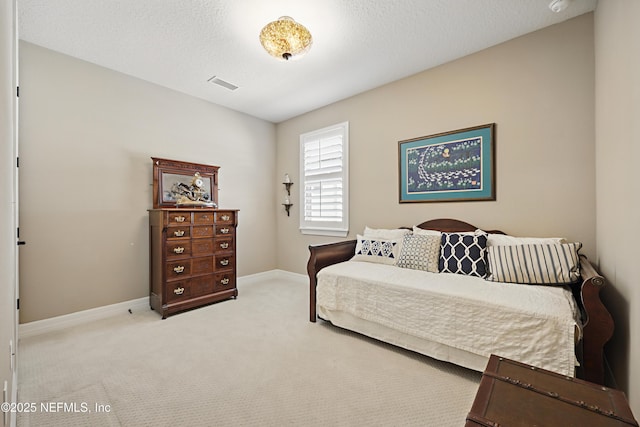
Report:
18,0,596,123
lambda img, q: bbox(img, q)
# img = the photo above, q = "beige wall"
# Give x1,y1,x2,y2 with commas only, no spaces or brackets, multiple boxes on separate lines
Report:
18,42,277,323
276,14,596,275
13,3,639,414
595,1,640,413
1,0,17,418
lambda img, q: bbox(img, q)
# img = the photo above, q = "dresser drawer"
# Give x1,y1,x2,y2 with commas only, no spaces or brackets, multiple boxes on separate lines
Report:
166,260,191,280
215,225,234,236
165,280,191,303
213,272,235,293
192,225,214,238
167,212,192,225
215,254,234,271
190,275,215,297
215,211,234,224
194,211,215,224
215,237,234,253
167,226,191,239
192,238,215,256
165,241,191,259
149,207,238,319
191,256,214,275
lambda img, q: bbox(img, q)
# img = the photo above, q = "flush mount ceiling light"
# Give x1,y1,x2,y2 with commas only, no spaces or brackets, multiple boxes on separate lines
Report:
549,0,572,13
259,16,312,61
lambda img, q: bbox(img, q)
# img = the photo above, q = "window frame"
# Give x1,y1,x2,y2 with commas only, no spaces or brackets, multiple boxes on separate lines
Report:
299,121,349,237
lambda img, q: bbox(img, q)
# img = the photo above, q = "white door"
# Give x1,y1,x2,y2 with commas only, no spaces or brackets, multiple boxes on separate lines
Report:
12,0,19,373
1,0,19,424
10,0,19,414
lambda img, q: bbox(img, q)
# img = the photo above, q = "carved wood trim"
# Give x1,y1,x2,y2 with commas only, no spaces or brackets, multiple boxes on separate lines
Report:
152,157,220,209
307,240,356,322
415,218,505,234
578,255,614,385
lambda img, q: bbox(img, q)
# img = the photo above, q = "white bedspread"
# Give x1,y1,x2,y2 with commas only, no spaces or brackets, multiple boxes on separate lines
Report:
316,261,582,376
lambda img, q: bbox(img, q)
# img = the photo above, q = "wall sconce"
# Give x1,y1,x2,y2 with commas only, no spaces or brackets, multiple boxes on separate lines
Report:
282,174,293,216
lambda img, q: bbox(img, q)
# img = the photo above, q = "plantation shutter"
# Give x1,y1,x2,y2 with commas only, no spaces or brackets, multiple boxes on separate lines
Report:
299,122,349,236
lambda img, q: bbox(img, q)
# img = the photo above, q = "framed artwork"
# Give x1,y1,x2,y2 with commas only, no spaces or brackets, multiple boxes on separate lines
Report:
151,157,219,208
398,123,495,203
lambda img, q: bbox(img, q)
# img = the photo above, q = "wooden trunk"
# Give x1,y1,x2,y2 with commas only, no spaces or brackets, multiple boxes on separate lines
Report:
466,355,637,427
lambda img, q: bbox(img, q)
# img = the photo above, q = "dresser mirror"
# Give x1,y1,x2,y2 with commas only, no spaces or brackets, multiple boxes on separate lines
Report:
151,157,219,208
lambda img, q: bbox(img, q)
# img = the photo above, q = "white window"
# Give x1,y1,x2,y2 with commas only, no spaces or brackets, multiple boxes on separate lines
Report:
299,122,349,237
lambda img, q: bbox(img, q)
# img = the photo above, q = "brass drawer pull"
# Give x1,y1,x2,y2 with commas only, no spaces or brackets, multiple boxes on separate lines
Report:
220,259,229,266
220,228,230,234
221,214,230,221
220,278,230,285
173,265,185,273
173,287,184,295
220,242,229,249
174,216,186,223
174,230,185,237
173,247,185,254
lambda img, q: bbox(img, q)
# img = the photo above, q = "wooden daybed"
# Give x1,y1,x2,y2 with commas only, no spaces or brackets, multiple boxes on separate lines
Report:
307,219,614,385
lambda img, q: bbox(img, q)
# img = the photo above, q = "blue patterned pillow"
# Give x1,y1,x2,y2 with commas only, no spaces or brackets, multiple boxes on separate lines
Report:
439,232,488,277
353,234,400,265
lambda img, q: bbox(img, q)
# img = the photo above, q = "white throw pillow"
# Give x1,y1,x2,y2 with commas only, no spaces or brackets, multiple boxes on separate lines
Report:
412,226,442,237
364,226,411,239
353,234,401,265
487,234,566,246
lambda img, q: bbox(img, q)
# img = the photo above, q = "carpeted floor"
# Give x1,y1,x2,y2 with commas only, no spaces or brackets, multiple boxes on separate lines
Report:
17,275,482,426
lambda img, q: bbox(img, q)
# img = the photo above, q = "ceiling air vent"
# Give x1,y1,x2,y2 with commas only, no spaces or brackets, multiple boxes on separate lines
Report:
207,76,239,91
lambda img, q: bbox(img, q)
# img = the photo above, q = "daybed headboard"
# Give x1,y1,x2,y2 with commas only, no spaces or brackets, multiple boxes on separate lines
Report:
415,218,505,235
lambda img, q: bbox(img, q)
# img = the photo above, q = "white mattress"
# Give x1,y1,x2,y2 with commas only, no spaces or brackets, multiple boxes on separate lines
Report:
316,261,582,376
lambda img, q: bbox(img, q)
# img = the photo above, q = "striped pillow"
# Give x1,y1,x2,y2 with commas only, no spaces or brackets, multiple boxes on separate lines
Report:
486,242,582,284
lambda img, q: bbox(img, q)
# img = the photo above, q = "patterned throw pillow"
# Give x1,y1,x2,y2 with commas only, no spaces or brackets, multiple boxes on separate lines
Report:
486,242,582,284
439,231,488,277
352,235,400,265
397,234,441,272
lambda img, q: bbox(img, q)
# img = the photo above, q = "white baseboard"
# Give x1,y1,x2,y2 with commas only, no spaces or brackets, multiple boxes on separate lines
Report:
19,297,149,339
272,269,307,284
236,269,278,285
9,369,17,427
19,270,307,339
237,269,306,285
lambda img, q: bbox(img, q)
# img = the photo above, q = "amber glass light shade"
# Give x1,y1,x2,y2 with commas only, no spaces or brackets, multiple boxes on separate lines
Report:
259,16,312,61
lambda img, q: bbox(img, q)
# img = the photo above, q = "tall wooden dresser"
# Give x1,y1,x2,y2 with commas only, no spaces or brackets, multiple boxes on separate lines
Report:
149,208,238,318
